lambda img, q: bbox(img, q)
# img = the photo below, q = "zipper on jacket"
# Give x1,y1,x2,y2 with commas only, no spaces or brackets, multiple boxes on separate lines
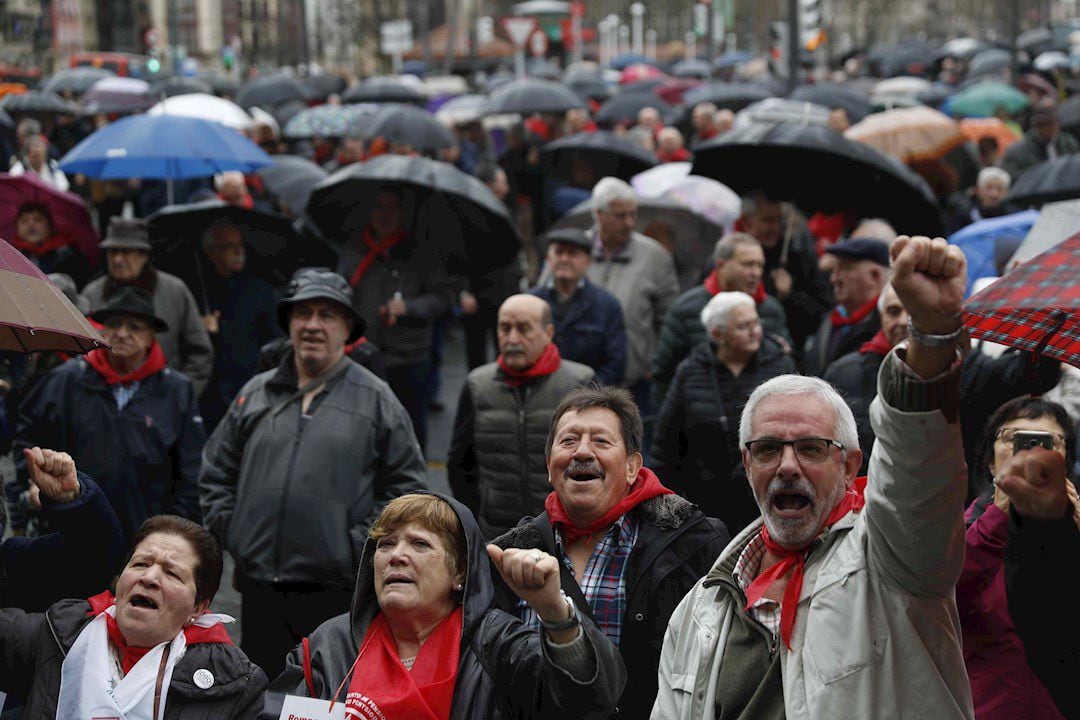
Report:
272,417,309,581
517,388,530,520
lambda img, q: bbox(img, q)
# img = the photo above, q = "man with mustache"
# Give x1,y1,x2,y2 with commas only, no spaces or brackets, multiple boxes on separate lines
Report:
488,385,730,720
449,294,595,538
653,236,976,719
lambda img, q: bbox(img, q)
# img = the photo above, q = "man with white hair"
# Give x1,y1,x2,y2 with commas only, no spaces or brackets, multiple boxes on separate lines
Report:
656,127,692,163
690,103,720,145
653,235,976,719
945,167,1019,234
587,177,680,437
215,170,254,209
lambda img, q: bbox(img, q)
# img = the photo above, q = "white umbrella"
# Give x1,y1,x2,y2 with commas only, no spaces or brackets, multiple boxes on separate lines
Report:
1014,198,1080,265
147,93,254,130
872,76,932,98
631,163,741,230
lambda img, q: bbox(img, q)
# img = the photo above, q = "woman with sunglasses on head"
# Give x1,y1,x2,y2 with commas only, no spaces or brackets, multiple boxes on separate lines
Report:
958,396,1079,720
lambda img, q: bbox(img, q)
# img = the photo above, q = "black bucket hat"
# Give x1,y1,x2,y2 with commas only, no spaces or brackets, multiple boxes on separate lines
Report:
277,267,364,343
89,286,169,332
99,217,153,251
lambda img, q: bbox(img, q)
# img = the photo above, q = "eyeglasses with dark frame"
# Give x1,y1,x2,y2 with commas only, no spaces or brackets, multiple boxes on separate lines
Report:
744,437,844,465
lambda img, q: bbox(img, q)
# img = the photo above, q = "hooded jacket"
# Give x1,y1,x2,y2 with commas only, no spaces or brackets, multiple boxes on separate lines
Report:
261,492,627,720
0,598,267,719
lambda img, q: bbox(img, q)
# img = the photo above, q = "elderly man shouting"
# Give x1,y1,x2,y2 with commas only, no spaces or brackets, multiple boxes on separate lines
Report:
652,235,975,719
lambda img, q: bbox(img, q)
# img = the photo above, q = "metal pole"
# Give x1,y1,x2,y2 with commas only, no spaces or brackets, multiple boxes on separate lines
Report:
787,0,800,93
646,28,657,59
631,3,644,55
1009,0,1020,79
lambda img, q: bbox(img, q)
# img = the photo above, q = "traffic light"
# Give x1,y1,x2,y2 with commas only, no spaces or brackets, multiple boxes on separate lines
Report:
147,56,162,73
770,21,788,75
799,0,826,51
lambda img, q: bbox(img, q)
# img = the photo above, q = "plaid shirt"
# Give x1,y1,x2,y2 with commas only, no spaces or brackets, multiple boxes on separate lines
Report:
518,513,640,647
732,530,783,639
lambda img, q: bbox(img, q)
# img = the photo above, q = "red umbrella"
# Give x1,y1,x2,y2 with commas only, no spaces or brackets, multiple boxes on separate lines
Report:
620,63,666,85
0,172,100,266
964,231,1080,368
0,237,107,353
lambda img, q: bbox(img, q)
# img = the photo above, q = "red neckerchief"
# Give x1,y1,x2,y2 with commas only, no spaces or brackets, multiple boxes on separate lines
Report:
545,467,673,546
349,226,409,287
859,330,893,356
496,342,561,388
86,591,233,675
217,192,254,210
744,476,867,650
830,295,879,328
657,147,692,163
524,117,550,141
9,233,71,256
703,271,767,305
698,126,719,142
344,336,368,355
345,608,461,720
85,342,167,386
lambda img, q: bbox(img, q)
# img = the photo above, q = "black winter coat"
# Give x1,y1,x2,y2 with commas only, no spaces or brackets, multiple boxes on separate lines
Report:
652,337,795,533
490,494,729,720
0,598,267,719
802,307,881,378
261,492,626,720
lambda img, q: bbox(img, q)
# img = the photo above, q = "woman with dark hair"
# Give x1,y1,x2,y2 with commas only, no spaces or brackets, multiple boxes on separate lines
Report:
958,396,1078,720
0,514,267,719
9,202,93,286
263,492,625,720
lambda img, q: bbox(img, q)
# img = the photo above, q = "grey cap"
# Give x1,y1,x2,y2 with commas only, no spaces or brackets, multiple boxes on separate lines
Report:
277,267,364,343
99,217,152,251
545,227,592,252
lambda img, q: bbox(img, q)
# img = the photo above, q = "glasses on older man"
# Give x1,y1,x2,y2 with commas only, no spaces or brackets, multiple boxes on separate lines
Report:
994,428,1067,450
744,437,844,465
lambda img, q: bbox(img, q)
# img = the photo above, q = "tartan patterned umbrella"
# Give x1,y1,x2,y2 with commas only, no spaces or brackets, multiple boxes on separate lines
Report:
964,231,1080,368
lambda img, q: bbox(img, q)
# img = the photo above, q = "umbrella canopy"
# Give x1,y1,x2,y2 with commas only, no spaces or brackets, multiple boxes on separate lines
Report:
435,94,487,125
595,91,672,128
620,63,666,85
964,231,1080,368
283,104,377,139
845,106,964,162
541,131,658,181
938,37,989,61
789,83,871,123
0,107,13,130
947,210,1039,296
682,82,772,113
80,77,155,115
1006,155,1080,208
967,48,1013,78
653,78,703,106
691,121,942,234
362,104,456,152
342,77,426,105
42,67,115,96
236,75,309,110
0,173,100,264
872,76,932,98
735,98,830,128
256,155,328,216
147,200,338,299
670,59,713,80
1013,198,1080,266
567,75,615,104
949,81,1029,118
1058,94,1080,138
303,73,348,102
865,42,932,78
482,79,585,116
147,93,254,130
305,154,521,273
958,117,1020,153
1033,51,1071,73
631,162,741,229
60,114,273,180
0,91,78,116
0,238,107,353
611,54,657,71
153,76,213,98
548,195,723,290
197,71,240,97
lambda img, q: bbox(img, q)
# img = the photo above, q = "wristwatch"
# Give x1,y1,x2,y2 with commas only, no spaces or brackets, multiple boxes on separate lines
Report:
539,589,579,632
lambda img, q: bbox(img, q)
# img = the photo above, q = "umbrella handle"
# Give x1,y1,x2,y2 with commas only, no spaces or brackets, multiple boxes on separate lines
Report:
780,204,797,267
193,250,212,315
1025,309,1067,391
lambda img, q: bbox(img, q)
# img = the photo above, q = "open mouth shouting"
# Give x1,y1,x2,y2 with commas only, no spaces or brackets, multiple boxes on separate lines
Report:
128,592,160,611
564,460,606,483
765,480,816,521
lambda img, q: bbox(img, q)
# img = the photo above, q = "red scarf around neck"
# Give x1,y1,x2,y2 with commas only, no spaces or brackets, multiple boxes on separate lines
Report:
349,225,409,287
545,467,673,545
344,608,462,720
9,233,71,257
704,271,768,304
85,342,167,386
496,342,562,388
859,330,893,356
86,591,232,675
744,476,867,650
829,294,879,328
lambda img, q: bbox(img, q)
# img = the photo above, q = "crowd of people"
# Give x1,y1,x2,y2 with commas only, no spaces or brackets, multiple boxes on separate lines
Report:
0,52,1078,720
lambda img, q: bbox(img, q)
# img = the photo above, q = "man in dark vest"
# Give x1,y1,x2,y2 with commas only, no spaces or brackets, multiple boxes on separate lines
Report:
449,294,595,538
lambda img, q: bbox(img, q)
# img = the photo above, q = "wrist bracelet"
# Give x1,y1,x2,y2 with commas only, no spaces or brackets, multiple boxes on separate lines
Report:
908,318,965,348
539,589,579,631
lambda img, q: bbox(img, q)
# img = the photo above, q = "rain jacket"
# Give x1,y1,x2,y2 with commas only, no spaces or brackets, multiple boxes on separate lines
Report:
261,492,627,720
530,278,628,385
652,347,974,720
199,351,428,588
0,597,266,719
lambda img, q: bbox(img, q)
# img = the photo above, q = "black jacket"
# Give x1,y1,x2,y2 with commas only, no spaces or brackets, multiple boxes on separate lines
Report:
490,494,729,720
652,337,796,534
0,598,267,719
802,306,881,378
261,492,627,720
762,228,832,354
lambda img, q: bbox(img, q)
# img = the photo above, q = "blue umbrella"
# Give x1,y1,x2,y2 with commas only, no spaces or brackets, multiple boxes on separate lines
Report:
59,114,272,203
948,209,1038,297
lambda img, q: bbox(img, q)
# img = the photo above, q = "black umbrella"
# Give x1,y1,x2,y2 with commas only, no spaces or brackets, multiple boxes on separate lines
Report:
42,67,115,96
268,99,307,126
865,42,932,78
0,91,79,116
148,200,338,306
482,79,586,116
305,154,522,273
967,48,1014,79
670,59,713,79
236,75,310,110
1005,155,1080,208
303,74,348,102
153,76,213,97
595,92,672,128
0,107,13,130
198,70,240,97
257,155,329,216
789,84,871,123
682,82,772,112
341,77,426,106
362,104,456,153
567,75,615,103
541,131,658,181
691,121,942,234
483,72,516,95
1058,95,1080,138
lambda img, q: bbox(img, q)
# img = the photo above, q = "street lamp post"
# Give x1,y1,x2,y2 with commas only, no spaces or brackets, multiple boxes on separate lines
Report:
619,23,630,55
646,28,657,59
630,3,644,55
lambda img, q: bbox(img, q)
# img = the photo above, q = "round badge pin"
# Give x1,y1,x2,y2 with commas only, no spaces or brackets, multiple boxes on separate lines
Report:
193,668,215,689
